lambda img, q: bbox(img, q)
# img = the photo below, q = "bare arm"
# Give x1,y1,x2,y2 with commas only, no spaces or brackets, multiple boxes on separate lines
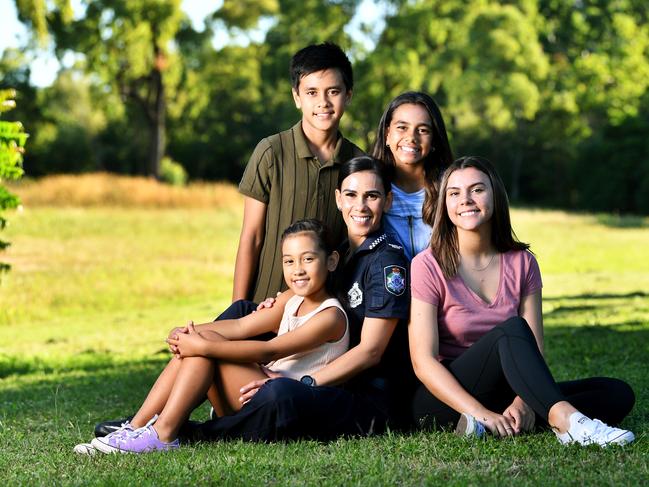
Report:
519,290,543,355
169,303,346,364
311,317,397,386
409,297,515,436
191,290,294,340
232,196,267,301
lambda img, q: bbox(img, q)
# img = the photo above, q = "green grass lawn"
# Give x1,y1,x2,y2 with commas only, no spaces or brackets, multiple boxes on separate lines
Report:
0,204,648,486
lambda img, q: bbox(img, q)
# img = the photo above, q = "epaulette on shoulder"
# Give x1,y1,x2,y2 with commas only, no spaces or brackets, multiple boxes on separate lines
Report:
368,234,387,250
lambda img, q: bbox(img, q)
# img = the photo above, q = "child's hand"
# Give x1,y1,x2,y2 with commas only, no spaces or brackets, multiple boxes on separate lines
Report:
167,323,205,357
167,321,192,354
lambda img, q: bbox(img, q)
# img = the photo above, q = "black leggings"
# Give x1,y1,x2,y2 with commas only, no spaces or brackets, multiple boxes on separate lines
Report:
412,317,635,429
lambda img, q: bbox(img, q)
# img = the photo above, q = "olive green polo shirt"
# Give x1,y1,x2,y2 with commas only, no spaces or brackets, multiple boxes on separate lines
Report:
239,121,364,303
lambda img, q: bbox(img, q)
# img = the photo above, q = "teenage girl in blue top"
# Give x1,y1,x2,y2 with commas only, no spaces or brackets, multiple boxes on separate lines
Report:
371,92,453,260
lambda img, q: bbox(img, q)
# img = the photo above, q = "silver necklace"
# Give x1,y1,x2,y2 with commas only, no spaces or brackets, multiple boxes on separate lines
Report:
466,253,496,272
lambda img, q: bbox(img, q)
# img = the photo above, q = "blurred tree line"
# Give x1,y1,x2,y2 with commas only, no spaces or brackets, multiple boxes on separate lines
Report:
3,0,649,213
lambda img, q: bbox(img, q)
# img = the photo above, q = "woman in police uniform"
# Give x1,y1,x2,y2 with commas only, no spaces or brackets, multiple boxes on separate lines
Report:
199,155,414,440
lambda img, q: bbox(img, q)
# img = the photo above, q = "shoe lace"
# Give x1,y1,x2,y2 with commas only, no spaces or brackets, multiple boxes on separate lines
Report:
580,419,615,443
118,414,158,442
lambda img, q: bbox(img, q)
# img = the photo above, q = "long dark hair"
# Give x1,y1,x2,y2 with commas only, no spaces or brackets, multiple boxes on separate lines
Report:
371,91,453,222
430,156,530,278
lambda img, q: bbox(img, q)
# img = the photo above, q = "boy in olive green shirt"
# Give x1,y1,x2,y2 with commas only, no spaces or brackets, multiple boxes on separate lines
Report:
234,43,363,304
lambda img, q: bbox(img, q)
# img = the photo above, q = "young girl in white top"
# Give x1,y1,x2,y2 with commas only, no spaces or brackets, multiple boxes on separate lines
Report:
409,156,635,446
372,92,453,260
75,219,349,454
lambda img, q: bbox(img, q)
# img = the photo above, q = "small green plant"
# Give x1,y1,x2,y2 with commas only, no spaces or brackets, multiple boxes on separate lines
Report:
160,156,188,186
0,89,27,274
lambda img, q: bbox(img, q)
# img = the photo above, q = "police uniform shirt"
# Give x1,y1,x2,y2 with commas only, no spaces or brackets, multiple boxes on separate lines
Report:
335,230,411,390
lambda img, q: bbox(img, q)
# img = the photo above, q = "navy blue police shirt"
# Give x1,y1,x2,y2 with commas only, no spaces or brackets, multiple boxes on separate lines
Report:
334,230,414,403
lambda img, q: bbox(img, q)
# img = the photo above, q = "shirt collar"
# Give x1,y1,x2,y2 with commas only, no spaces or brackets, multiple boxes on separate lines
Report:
291,120,344,166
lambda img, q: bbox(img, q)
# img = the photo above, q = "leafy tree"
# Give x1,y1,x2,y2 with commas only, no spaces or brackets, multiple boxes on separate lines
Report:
15,0,189,178
0,89,27,274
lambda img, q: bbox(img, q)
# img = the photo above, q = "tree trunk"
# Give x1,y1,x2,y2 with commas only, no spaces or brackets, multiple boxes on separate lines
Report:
511,150,522,202
147,60,165,179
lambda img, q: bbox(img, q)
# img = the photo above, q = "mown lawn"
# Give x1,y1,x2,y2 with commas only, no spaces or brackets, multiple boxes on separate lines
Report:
0,201,647,486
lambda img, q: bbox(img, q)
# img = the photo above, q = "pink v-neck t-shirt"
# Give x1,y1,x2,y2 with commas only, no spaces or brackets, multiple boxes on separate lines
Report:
411,248,542,361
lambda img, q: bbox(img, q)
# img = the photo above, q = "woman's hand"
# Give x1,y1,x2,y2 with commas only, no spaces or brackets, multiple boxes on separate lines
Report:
238,365,284,405
477,409,517,437
254,293,281,312
167,321,192,354
166,323,206,357
502,396,535,434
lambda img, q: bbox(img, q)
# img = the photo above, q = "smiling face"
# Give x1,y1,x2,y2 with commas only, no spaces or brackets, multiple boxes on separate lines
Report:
335,170,392,249
445,167,494,232
282,232,338,299
385,103,434,168
292,68,351,136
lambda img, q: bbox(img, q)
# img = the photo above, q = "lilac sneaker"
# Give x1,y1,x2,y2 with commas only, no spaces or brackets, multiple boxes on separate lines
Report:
93,415,179,454
90,420,135,453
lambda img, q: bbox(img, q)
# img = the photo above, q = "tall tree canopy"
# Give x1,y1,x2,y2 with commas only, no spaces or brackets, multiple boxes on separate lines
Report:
7,0,649,213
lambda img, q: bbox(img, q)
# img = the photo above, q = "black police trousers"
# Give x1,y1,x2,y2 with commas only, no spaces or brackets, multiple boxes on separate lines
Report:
186,300,390,442
412,316,635,429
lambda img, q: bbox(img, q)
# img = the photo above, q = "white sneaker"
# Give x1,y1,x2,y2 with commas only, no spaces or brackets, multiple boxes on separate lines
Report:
455,413,486,438
556,413,635,446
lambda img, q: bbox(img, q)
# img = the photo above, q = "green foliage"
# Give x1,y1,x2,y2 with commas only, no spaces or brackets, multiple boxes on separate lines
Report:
9,0,649,213
159,156,187,186
0,89,26,274
0,204,647,484
213,0,279,29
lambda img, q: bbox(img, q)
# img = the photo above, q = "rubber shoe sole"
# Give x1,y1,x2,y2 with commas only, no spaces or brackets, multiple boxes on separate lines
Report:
73,443,97,455
91,436,129,454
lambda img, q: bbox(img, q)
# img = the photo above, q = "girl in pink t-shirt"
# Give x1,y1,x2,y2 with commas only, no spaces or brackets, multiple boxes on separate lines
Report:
409,156,635,446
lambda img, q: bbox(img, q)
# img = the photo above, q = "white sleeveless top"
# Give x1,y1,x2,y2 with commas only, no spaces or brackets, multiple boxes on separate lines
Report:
266,295,349,379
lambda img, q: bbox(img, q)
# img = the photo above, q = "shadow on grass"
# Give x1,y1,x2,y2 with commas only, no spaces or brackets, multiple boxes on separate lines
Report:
0,348,170,379
595,214,649,228
0,326,646,437
544,291,649,301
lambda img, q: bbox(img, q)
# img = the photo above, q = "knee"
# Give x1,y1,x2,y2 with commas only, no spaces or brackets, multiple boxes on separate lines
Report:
608,378,636,419
498,316,533,339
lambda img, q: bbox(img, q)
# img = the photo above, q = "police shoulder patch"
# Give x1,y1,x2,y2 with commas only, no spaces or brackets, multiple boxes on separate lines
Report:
384,265,406,296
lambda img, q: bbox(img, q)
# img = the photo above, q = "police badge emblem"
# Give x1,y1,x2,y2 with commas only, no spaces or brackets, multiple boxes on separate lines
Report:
348,282,363,308
384,265,406,296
